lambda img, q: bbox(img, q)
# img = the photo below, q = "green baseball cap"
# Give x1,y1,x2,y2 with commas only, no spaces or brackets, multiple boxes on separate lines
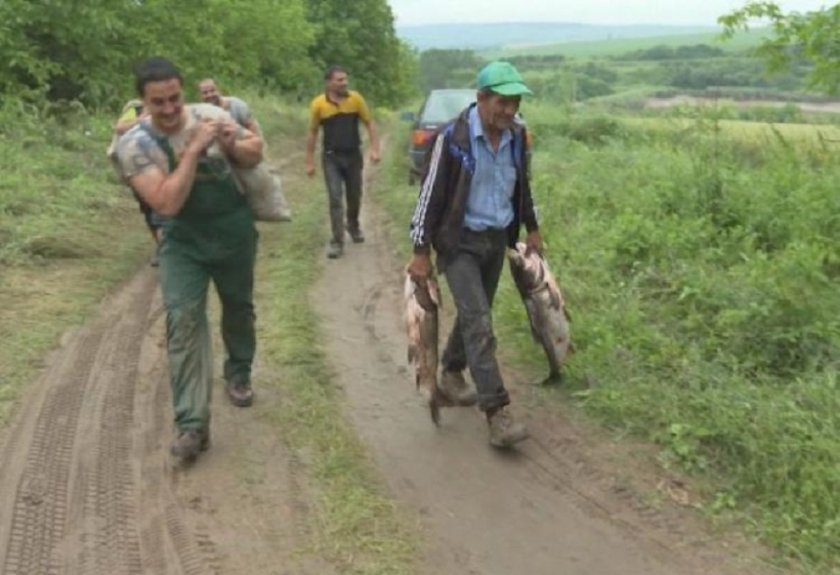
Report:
476,61,533,96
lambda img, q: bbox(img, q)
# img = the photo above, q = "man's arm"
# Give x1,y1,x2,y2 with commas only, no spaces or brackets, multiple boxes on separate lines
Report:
114,118,138,136
125,121,217,217
364,119,381,163
218,120,263,168
114,108,140,136
305,99,322,177
305,127,318,177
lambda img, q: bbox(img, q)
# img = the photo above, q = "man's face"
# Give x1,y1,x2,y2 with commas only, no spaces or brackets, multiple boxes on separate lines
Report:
477,91,521,133
143,78,185,134
326,72,349,97
199,80,221,106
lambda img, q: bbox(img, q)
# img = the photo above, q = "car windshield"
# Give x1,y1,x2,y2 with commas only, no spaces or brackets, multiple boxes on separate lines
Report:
421,90,475,123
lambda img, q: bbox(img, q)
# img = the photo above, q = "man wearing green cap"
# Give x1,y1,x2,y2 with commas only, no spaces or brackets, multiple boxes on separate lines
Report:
406,61,543,448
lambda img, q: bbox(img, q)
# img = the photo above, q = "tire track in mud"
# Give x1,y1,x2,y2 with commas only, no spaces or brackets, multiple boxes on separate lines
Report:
2,329,102,575
0,270,220,575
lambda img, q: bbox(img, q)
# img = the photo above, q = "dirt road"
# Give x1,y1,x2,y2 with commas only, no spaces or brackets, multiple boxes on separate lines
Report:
0,140,776,574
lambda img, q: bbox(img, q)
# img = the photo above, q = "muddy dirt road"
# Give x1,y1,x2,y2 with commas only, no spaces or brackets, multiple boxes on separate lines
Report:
0,142,777,574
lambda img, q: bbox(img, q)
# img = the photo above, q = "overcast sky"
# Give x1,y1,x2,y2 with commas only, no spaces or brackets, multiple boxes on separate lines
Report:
389,0,829,27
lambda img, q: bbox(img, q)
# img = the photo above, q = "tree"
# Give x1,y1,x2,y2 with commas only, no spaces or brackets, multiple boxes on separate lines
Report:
305,0,414,106
719,2,840,93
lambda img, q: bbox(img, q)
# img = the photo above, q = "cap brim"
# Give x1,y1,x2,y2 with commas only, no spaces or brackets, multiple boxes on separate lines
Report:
489,82,533,96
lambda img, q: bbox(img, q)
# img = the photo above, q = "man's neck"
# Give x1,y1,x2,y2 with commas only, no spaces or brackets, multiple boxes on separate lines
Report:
327,90,347,103
477,110,503,150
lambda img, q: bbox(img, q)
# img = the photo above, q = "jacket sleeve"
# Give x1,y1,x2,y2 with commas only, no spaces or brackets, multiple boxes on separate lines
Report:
409,131,449,254
519,126,539,233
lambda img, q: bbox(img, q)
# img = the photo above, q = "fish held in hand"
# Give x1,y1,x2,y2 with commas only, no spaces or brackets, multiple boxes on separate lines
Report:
404,274,447,424
508,243,572,383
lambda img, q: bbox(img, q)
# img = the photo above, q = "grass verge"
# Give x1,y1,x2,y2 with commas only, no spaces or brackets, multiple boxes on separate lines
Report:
248,97,418,574
0,106,149,426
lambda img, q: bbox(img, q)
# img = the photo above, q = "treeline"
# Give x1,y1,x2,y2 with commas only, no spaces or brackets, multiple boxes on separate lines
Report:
613,44,727,61
0,0,417,109
418,45,812,104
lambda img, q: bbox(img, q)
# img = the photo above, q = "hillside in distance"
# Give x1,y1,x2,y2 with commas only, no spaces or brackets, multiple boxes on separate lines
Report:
397,22,718,50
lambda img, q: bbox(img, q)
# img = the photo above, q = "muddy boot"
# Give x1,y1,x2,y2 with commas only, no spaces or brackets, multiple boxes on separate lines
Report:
487,407,529,448
225,377,254,408
326,240,343,259
170,429,208,460
437,370,478,406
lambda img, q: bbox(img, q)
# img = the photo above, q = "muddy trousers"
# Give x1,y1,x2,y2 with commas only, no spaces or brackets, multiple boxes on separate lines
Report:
442,228,510,411
322,149,363,244
159,235,257,432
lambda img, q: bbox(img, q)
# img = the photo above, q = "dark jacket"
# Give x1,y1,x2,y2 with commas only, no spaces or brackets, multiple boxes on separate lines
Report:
409,104,539,260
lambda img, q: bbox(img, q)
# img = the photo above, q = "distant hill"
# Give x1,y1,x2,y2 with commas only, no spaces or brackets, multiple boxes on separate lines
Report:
483,28,767,59
397,22,718,51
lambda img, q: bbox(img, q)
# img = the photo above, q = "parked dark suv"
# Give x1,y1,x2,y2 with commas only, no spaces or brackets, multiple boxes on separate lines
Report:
406,88,476,185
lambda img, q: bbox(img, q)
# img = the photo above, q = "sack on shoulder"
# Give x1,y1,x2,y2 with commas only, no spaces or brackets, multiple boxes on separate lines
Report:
234,162,293,222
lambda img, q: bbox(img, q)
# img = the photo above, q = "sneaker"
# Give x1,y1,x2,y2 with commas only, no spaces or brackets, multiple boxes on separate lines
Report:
170,428,210,460
326,240,343,259
487,407,529,448
437,370,478,406
348,228,365,243
225,377,254,407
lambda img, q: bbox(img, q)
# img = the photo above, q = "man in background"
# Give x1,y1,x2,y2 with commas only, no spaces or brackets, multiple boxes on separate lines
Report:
199,78,261,134
306,65,380,258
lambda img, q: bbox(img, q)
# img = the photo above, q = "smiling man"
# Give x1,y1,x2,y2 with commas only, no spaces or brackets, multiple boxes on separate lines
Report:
406,61,543,448
116,57,264,461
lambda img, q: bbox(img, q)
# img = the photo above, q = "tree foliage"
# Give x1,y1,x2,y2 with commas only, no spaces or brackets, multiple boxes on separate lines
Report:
305,0,416,104
0,0,415,109
720,2,840,94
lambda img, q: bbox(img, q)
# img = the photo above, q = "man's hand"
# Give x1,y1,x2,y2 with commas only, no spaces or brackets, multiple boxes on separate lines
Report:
306,160,316,178
525,230,544,256
216,119,239,154
188,120,219,155
369,148,381,163
406,253,433,285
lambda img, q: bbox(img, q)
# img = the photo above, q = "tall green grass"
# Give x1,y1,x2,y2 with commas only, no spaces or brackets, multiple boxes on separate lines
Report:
519,111,839,571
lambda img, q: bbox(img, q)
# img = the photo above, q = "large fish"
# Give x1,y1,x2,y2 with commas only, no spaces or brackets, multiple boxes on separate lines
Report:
404,274,448,424
508,243,572,383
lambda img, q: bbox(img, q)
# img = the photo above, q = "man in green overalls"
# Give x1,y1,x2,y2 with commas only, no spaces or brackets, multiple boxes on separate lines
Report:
117,57,264,460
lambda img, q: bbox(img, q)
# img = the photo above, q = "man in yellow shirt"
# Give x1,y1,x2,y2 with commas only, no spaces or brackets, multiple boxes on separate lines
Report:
306,66,380,258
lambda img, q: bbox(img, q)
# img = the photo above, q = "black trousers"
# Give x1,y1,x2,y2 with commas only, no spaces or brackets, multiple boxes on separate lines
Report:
441,229,510,411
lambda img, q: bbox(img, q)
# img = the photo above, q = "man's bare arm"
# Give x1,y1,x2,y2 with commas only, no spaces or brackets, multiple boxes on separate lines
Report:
126,121,217,217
